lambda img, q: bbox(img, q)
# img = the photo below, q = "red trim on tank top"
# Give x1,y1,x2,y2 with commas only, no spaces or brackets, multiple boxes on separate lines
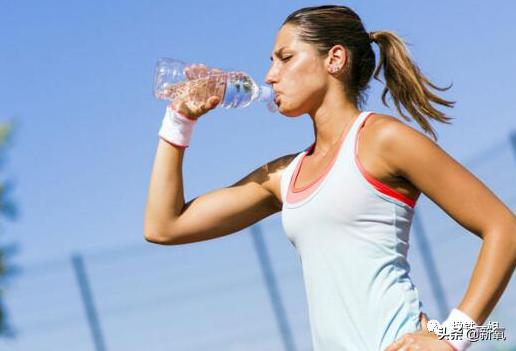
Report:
287,117,352,203
292,140,340,193
291,143,315,192
354,114,420,208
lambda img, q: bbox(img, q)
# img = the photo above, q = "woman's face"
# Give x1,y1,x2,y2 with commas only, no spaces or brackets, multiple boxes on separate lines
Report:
265,24,329,117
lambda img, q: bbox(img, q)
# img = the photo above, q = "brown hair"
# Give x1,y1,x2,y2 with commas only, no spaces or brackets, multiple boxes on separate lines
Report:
283,5,454,141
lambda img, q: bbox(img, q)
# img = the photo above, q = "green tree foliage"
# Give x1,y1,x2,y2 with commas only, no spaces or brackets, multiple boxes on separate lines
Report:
0,121,18,337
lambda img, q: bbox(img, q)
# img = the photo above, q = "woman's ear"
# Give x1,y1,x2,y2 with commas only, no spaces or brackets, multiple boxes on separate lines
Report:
326,44,347,73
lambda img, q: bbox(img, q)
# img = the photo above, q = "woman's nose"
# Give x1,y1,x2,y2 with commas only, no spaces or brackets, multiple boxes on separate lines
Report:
265,66,278,85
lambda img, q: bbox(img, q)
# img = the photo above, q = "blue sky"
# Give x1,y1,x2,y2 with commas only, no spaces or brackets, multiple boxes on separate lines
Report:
2,0,515,264
0,1,515,350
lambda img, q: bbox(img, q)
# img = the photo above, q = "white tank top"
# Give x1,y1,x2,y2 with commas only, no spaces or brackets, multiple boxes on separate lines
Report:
280,111,423,351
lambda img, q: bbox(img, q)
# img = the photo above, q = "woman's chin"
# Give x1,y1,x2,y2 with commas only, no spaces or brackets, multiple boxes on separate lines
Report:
279,105,305,117
275,102,291,115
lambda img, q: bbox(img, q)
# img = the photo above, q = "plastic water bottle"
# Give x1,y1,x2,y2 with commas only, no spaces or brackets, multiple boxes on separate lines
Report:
153,58,277,112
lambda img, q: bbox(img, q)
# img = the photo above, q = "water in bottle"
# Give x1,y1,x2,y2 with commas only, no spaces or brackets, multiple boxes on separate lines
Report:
153,58,277,112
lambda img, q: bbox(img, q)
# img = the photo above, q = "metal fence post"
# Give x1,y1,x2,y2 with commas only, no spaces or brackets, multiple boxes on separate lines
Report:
72,253,107,351
250,224,296,351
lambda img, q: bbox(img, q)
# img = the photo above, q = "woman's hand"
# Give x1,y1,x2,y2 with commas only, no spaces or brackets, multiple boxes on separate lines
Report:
169,64,224,120
171,95,220,120
384,312,455,351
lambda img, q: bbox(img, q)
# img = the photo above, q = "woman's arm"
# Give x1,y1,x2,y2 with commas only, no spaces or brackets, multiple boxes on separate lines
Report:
375,116,516,351
144,138,294,245
145,63,294,245
375,117,516,326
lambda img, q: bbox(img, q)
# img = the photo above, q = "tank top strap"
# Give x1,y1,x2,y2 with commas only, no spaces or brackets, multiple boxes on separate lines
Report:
349,111,374,148
345,111,420,208
336,111,374,161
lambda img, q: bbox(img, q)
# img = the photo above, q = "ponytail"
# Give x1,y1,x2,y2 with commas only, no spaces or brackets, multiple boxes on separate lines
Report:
283,6,454,141
370,31,454,141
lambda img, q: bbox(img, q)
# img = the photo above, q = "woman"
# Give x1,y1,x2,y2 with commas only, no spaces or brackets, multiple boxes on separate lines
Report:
144,5,516,351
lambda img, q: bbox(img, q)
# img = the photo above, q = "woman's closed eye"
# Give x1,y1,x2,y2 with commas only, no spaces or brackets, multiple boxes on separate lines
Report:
280,56,292,62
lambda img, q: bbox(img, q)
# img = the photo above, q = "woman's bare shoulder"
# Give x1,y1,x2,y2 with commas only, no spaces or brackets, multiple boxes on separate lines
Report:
365,113,429,138
361,113,434,150
268,153,299,173
249,153,298,206
366,113,406,129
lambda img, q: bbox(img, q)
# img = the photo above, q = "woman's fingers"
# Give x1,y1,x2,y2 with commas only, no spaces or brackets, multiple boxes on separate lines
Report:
384,335,412,351
170,95,220,120
185,64,223,80
172,64,224,118
419,312,429,332
208,96,221,108
184,64,206,80
184,64,205,80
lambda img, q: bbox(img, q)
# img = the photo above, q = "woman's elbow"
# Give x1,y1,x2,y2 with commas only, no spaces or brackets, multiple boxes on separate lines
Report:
144,222,178,245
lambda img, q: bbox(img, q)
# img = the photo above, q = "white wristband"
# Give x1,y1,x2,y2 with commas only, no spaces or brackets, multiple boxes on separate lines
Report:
158,105,197,148
440,308,478,351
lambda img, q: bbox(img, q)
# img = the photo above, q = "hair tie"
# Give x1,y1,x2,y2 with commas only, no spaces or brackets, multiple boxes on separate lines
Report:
369,32,375,43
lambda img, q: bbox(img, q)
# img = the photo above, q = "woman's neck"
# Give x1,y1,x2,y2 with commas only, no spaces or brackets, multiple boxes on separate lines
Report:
309,96,361,157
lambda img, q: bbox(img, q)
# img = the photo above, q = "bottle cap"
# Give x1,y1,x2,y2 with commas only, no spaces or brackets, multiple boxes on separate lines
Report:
259,85,274,102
